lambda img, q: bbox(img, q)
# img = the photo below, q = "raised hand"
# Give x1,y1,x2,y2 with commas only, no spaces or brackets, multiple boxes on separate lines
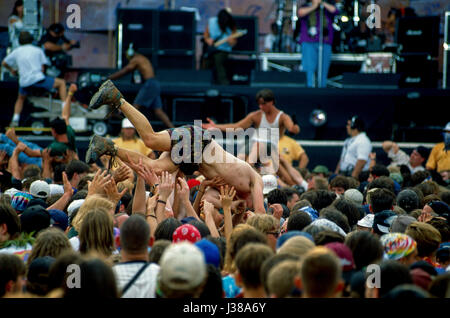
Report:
87,169,111,196
220,185,236,209
269,203,284,220
104,178,127,204
158,171,174,201
62,171,74,196
176,177,190,202
112,164,131,184
15,142,27,153
202,117,217,130
69,83,78,94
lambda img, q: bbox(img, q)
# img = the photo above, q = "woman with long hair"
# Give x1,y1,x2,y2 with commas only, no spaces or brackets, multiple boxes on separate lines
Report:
8,0,24,50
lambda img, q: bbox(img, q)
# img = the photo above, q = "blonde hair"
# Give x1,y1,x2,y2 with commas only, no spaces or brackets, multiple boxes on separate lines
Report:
277,236,315,259
72,195,115,233
267,260,299,297
27,227,72,267
79,208,115,259
223,224,254,274
246,214,278,234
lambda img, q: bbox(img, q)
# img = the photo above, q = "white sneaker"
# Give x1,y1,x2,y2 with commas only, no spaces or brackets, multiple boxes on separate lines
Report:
9,120,19,128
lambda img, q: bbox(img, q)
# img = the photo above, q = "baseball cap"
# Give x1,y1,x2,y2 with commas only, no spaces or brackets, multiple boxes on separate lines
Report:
312,165,329,174
427,201,450,217
372,210,397,235
159,242,207,291
48,209,69,232
27,256,56,286
390,215,417,233
122,118,134,129
380,233,417,260
357,213,374,228
325,242,355,272
20,205,51,235
312,218,347,237
262,174,278,195
67,199,85,217
396,190,420,213
29,180,50,199
344,189,364,206
11,191,33,212
49,184,64,196
194,239,221,268
443,122,450,132
172,224,201,244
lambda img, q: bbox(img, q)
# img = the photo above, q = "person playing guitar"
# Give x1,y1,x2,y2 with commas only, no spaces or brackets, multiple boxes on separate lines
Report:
202,8,238,85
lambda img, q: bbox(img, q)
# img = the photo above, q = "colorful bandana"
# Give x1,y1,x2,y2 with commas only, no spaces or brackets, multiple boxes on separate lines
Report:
380,233,417,260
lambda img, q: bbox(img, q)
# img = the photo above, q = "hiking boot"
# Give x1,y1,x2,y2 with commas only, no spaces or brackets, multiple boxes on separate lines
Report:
85,134,117,164
88,80,123,111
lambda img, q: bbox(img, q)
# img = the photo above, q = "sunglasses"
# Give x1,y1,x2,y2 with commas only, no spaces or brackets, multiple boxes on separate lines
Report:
266,230,280,238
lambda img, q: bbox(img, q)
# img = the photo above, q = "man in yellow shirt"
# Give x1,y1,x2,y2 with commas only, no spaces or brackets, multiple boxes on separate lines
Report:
278,134,309,168
113,118,154,158
426,122,450,182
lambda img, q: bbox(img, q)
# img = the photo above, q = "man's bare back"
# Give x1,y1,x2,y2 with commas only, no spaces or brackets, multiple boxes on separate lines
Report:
130,54,155,80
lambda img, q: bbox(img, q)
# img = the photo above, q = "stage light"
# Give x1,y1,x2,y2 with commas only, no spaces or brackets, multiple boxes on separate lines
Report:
309,109,327,127
341,16,349,23
444,42,449,50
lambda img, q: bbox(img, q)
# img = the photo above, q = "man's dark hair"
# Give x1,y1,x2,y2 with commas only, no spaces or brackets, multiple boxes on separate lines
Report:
18,31,33,45
217,9,236,33
188,219,211,238
120,214,150,254
0,203,21,240
349,115,365,132
314,230,345,246
154,218,182,241
367,176,396,195
260,253,299,294
66,160,90,181
23,165,41,179
230,227,268,261
370,188,396,213
426,217,450,243
370,164,390,178
332,198,361,228
256,89,275,103
0,254,26,297
439,191,450,206
199,264,223,299
396,189,420,213
148,239,171,265
267,189,288,206
410,170,431,187
378,261,413,297
281,187,301,202
345,231,383,270
329,175,350,191
300,190,336,212
415,181,439,197
320,207,351,233
52,164,66,183
287,211,312,232
48,23,64,34
49,118,67,135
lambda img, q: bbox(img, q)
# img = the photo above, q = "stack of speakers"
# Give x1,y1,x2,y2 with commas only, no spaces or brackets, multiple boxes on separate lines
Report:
395,15,440,88
117,9,196,70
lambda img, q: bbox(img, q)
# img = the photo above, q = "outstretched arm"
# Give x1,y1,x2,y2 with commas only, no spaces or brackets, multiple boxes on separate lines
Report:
202,112,255,131
283,113,300,135
251,176,266,214
108,61,137,80
61,84,77,125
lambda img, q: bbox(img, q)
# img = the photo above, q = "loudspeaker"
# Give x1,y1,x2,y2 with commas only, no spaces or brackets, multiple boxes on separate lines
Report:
157,51,195,69
227,58,257,85
342,73,401,89
157,69,212,85
397,55,438,88
251,71,307,87
395,16,440,57
116,9,157,68
157,10,196,52
232,16,258,55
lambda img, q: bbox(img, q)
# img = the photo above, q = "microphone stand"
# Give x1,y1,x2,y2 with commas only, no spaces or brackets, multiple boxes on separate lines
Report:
317,2,324,88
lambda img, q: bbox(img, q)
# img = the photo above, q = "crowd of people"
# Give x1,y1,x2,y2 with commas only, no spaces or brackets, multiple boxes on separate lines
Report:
0,76,449,299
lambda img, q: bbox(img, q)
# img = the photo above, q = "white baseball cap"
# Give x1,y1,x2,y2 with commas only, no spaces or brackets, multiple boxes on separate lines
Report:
122,118,134,129
29,180,50,199
262,174,278,195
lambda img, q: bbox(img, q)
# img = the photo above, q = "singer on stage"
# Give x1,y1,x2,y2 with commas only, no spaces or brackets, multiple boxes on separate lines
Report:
298,0,337,88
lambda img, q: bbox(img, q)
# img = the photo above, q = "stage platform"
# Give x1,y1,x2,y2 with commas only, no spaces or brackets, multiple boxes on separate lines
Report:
1,78,449,143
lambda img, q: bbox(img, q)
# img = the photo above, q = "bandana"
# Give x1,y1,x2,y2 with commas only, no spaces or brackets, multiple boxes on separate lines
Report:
172,224,201,244
380,233,417,261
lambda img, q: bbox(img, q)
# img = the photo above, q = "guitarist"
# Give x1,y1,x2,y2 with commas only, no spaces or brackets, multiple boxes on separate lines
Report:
202,9,237,85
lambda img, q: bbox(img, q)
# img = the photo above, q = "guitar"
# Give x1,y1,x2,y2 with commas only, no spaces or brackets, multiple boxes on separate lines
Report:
202,29,248,59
